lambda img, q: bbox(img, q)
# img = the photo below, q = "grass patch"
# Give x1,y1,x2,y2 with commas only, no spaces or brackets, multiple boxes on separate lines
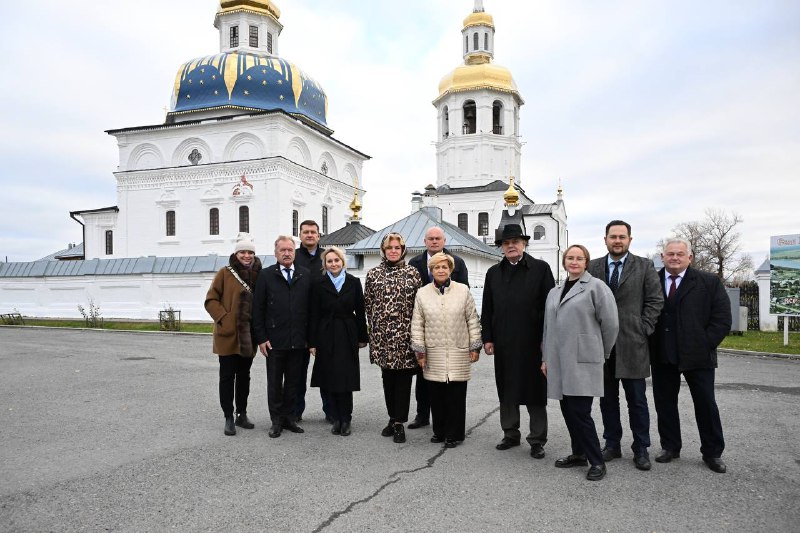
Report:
21,318,212,334
722,330,800,355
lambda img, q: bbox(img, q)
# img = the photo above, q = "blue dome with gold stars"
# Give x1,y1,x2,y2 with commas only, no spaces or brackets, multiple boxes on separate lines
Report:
170,51,328,126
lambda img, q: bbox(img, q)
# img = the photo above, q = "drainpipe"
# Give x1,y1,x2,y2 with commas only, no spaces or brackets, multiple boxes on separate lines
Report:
69,211,86,260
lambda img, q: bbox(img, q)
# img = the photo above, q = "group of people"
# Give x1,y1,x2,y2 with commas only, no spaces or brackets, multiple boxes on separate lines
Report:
204,218,732,481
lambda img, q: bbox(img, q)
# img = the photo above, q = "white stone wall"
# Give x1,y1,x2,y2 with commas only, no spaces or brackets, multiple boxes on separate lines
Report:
755,269,779,331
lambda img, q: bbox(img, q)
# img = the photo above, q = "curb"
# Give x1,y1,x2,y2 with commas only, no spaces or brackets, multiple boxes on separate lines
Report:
0,324,211,336
719,348,800,361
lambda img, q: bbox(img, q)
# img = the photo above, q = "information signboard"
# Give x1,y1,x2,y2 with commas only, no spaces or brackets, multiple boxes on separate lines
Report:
770,234,800,316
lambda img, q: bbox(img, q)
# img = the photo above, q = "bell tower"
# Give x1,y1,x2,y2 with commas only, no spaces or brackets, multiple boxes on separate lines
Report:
215,0,283,55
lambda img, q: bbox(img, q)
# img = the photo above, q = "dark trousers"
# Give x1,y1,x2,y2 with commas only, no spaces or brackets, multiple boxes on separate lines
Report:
559,396,603,467
266,349,304,425
412,366,431,421
500,402,548,445
218,355,254,418
600,358,651,455
651,361,725,458
381,367,415,423
429,379,467,441
325,390,353,423
294,350,310,418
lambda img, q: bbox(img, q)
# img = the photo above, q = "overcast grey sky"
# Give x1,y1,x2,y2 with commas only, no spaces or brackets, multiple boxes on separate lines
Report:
1,0,798,265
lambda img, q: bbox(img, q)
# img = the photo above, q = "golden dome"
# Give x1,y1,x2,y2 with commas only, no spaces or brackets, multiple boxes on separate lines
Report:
436,63,521,102
218,0,280,20
504,176,519,205
463,11,494,29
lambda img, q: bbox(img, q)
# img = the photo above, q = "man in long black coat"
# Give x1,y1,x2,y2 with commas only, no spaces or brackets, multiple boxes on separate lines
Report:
252,235,312,438
651,238,731,473
406,226,469,429
482,224,555,459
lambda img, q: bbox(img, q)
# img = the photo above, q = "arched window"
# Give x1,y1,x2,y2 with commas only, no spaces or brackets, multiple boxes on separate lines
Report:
105,230,113,255
442,106,450,138
534,225,546,240
473,32,479,51
292,210,299,237
484,33,489,50
492,101,503,134
322,206,329,234
478,213,489,236
209,208,219,235
239,206,249,233
462,100,476,134
458,213,468,232
166,210,176,237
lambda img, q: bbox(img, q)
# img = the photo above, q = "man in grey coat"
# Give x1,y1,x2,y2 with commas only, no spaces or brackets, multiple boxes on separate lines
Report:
588,220,663,471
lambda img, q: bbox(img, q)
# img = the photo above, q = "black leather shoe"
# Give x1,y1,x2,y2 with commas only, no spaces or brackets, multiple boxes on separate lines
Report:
393,424,406,443
331,421,341,435
431,435,445,443
530,443,545,459
235,413,254,429
586,464,607,481
554,454,588,468
381,421,395,437
224,416,236,436
268,424,282,438
340,422,351,436
495,437,521,450
407,418,430,429
283,421,305,433
296,416,303,423
444,439,458,449
601,446,621,461
703,457,727,473
655,449,680,463
325,415,334,424
634,455,652,471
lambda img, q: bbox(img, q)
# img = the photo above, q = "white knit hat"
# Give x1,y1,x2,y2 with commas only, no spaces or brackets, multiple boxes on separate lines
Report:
234,233,256,253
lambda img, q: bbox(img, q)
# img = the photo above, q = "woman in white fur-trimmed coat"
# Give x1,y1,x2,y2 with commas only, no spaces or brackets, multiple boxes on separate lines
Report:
411,252,482,448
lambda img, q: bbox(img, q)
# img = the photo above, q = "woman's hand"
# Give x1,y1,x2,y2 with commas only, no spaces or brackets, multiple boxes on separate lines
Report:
470,351,480,363
415,352,426,369
483,342,494,355
309,347,316,357
540,362,547,377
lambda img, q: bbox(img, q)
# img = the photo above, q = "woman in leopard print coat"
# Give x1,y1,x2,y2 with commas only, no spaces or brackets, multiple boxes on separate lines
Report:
364,232,422,443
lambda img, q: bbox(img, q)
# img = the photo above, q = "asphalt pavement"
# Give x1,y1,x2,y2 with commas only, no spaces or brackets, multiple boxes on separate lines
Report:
0,327,798,532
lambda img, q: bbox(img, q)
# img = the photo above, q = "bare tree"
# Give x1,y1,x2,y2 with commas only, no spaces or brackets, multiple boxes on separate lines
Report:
659,208,753,283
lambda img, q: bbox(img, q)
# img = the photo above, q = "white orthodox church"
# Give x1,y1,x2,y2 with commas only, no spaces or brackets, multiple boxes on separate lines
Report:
0,0,568,319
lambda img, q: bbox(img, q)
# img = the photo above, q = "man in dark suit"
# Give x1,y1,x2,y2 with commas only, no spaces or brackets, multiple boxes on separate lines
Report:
293,220,328,422
482,224,554,459
588,220,663,471
406,226,469,429
651,238,731,473
252,235,312,438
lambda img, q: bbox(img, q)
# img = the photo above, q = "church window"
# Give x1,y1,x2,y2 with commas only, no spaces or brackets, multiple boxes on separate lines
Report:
478,213,489,236
239,206,250,233
105,230,113,255
473,32,479,51
292,210,299,237
321,161,328,175
492,101,503,134
534,225,546,240
442,106,449,139
249,26,259,48
462,101,476,134
209,208,219,235
322,206,329,234
267,32,273,54
166,211,176,237
230,26,239,48
458,213,468,232
484,33,489,50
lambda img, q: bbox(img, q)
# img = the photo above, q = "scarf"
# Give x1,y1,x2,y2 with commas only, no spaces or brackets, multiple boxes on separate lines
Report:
327,269,347,293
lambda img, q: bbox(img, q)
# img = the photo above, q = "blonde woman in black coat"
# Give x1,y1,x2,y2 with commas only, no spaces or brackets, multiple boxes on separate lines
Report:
308,247,368,436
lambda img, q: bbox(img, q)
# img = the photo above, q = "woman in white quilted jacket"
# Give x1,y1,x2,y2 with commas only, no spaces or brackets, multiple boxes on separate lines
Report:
411,252,482,448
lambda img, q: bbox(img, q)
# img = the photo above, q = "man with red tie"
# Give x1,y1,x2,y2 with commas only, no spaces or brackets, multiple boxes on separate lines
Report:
651,238,731,473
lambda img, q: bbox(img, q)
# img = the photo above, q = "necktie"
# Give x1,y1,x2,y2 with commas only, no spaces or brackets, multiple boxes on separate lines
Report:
668,275,678,298
284,267,293,283
609,261,621,292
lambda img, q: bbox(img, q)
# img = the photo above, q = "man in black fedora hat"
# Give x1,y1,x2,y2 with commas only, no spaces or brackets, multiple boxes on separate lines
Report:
481,224,555,459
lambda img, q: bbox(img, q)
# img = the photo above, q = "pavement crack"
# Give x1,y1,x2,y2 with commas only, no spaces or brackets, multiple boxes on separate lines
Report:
312,406,499,532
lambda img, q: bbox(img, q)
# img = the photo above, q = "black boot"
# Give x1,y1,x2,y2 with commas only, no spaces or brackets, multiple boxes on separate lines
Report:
235,413,254,429
224,416,236,436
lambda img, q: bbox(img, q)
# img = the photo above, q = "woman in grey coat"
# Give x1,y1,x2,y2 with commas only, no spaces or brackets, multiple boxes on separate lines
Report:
541,244,619,481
